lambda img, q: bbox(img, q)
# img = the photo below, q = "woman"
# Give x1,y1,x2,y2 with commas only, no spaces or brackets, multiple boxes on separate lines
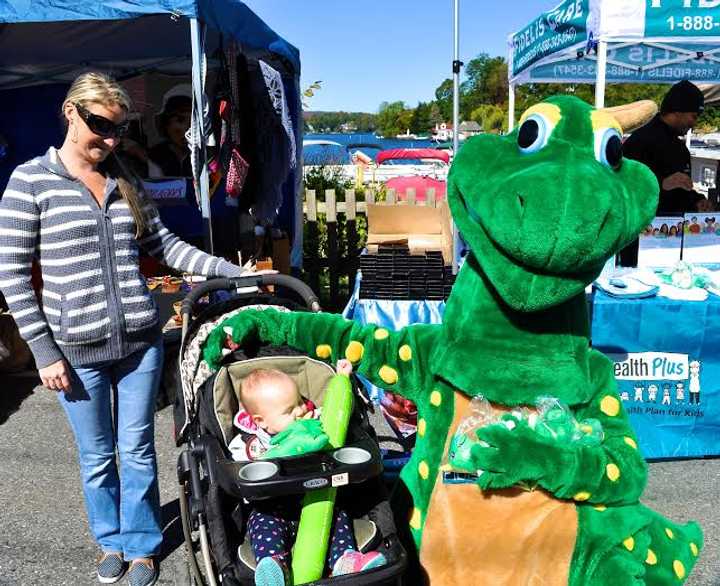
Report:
148,89,193,177
0,73,247,586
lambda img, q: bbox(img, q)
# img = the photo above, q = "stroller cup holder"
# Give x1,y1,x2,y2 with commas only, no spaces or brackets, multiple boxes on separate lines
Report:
227,435,383,499
238,461,279,482
333,447,372,465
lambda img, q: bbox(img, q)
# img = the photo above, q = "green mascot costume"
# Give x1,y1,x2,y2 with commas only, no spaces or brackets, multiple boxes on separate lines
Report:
203,96,702,585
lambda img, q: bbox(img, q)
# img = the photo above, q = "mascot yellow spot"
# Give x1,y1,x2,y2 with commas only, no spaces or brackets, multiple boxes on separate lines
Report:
398,344,413,361
665,527,675,540
593,505,607,512
690,542,699,557
419,461,430,480
580,424,593,434
624,437,638,449
345,341,364,363
374,328,389,340
600,395,620,417
430,390,442,407
418,418,427,437
574,491,591,502
673,560,686,580
379,365,398,385
623,536,635,551
316,344,332,359
409,508,422,530
645,549,658,565
606,463,621,482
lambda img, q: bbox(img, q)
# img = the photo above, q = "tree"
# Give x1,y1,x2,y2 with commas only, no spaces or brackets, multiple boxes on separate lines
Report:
434,79,453,122
429,103,443,127
470,104,506,134
411,102,433,135
376,101,407,137
461,54,509,117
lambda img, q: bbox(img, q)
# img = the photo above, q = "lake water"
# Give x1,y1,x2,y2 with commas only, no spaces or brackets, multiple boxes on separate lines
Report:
303,132,437,164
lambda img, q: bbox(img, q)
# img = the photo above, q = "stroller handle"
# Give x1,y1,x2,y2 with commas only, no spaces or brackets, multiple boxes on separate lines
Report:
180,274,322,318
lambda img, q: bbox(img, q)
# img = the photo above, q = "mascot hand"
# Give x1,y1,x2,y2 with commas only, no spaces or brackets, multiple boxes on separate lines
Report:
472,417,575,491
264,419,330,459
203,310,284,369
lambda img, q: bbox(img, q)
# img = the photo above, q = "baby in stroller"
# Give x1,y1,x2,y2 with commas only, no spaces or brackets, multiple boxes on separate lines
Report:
230,358,388,586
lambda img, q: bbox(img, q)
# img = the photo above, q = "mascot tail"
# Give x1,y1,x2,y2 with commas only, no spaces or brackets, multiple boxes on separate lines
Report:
641,507,702,585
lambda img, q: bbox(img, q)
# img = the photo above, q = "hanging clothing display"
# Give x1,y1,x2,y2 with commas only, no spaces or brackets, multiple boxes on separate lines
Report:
247,57,297,225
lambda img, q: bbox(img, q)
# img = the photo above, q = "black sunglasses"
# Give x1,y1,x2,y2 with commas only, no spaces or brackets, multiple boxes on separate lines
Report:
75,103,129,139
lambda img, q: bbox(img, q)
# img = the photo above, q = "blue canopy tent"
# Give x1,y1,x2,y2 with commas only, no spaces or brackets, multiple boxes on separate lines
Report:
0,0,304,266
508,0,720,127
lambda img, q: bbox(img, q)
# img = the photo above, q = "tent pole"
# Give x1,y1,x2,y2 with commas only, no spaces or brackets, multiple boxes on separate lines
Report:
452,0,462,274
595,40,608,109
508,83,515,132
190,17,214,254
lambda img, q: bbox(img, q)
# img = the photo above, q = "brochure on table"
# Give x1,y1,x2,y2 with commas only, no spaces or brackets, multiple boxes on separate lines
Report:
637,214,720,268
682,213,720,266
637,216,683,268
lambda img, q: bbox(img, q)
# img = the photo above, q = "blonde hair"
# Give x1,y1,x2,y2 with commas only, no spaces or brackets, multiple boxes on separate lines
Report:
62,72,148,237
240,369,297,411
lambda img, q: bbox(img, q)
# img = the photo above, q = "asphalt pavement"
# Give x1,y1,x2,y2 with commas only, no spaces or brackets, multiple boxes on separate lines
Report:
0,372,717,586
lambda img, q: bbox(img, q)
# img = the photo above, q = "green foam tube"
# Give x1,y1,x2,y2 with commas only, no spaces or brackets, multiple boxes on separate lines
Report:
291,373,353,584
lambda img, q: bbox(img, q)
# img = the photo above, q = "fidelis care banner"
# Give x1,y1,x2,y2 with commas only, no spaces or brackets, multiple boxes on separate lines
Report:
602,0,720,40
510,0,590,78
592,291,720,459
511,0,720,84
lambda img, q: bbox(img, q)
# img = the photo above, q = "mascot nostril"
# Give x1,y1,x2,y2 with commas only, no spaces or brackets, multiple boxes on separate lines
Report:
203,95,701,586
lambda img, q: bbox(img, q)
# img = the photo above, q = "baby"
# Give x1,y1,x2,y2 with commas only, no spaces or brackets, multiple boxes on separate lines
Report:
230,360,386,585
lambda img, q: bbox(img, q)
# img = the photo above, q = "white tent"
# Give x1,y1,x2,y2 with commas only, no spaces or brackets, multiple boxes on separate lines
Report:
508,0,720,129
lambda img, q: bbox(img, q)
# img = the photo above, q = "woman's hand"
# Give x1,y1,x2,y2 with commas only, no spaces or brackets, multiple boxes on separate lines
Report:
38,359,71,392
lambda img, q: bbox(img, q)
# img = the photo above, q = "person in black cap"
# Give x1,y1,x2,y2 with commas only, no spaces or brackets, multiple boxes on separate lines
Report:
619,80,712,266
624,80,710,215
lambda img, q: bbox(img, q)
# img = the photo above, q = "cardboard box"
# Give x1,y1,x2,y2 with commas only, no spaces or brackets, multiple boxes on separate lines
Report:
239,236,291,275
366,201,453,264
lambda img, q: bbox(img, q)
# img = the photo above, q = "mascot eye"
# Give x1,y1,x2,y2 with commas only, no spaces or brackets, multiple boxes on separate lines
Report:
517,114,552,154
595,128,623,170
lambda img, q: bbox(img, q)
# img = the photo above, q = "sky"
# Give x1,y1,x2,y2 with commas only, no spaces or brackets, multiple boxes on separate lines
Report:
243,0,557,113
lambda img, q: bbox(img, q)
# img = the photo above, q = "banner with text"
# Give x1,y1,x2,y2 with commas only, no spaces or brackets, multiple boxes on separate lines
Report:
510,0,590,78
142,179,188,207
593,294,720,459
599,1,720,40
524,41,720,83
512,1,720,84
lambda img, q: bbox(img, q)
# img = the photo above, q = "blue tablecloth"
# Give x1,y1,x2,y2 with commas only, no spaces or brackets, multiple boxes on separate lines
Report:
592,290,720,459
344,277,720,459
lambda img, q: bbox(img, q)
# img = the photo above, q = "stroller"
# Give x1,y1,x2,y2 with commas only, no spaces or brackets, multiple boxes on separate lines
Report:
174,274,408,586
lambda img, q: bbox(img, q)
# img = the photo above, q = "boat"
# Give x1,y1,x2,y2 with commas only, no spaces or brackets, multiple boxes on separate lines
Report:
301,141,450,192
376,148,449,202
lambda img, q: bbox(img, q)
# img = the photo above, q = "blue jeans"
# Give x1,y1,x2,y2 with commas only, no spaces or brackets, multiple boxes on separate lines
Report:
59,338,164,559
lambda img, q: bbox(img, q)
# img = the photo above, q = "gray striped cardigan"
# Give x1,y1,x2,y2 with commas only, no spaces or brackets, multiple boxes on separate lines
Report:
0,147,243,369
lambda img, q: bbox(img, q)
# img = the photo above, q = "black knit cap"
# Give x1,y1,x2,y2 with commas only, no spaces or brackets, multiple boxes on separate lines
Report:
661,80,705,114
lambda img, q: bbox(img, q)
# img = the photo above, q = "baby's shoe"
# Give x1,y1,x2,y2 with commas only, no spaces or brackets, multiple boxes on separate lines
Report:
332,550,387,576
255,555,290,586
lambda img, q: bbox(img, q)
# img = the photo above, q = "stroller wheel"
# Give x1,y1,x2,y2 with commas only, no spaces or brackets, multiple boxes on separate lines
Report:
179,481,218,586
